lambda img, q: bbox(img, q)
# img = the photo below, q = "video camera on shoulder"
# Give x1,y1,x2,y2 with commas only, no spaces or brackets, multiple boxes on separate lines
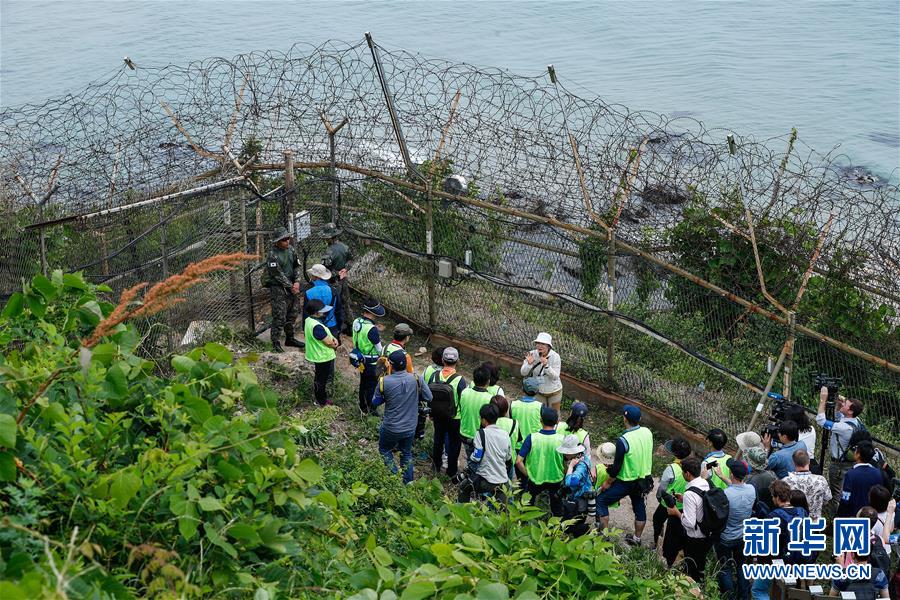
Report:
761,392,788,439
812,372,841,404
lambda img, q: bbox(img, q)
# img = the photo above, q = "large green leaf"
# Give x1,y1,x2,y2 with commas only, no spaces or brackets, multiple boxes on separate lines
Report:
24,293,46,318
62,272,88,290
31,274,57,301
0,451,16,482
398,580,436,600
198,496,225,512
204,342,233,364
109,471,141,509
0,414,16,448
171,355,197,374
1,293,24,318
294,458,323,484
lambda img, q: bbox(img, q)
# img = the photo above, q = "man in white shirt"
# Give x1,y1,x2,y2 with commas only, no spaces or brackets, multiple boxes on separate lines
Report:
666,456,711,582
814,386,864,511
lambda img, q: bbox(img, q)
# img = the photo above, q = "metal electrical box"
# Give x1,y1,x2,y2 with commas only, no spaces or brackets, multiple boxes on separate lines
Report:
437,259,454,278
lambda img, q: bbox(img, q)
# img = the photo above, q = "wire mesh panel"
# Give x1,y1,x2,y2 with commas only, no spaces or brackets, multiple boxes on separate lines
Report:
1,40,896,449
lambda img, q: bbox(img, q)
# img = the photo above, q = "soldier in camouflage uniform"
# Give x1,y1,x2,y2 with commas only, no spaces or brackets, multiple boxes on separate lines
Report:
261,227,304,353
321,223,353,334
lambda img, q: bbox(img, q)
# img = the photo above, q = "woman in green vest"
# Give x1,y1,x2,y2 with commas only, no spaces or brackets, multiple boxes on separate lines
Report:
482,361,506,398
352,298,386,415
653,437,691,566
557,402,595,479
510,378,542,446
304,299,339,406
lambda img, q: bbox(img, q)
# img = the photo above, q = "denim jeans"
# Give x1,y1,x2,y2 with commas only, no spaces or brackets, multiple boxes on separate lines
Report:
716,537,749,600
379,426,415,484
750,576,770,600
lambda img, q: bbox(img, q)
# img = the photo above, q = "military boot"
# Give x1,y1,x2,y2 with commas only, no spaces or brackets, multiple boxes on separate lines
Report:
271,339,285,353
283,327,305,348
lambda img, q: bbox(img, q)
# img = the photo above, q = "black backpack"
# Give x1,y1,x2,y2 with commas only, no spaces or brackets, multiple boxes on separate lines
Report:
687,486,730,538
428,371,460,421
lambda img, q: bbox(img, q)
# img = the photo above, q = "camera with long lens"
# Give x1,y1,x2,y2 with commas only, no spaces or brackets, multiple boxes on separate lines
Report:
813,372,842,402
449,472,469,486
761,393,789,439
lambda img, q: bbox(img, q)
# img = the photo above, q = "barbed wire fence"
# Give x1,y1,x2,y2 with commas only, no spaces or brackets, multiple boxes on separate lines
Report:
1,37,897,450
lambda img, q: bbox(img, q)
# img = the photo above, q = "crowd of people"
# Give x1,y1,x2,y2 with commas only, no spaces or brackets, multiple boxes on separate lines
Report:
265,227,899,599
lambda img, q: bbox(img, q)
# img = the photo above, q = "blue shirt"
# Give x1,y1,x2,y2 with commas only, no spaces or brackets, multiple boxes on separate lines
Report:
564,456,594,499
766,440,807,479
305,280,339,328
721,483,756,542
518,429,558,459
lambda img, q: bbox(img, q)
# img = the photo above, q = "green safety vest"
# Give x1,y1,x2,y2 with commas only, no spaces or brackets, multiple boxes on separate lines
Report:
486,384,502,397
352,318,378,356
618,426,653,481
304,316,336,363
459,387,494,439
525,431,565,484
511,399,542,442
667,462,687,509
706,453,732,490
496,417,519,450
557,423,588,445
382,342,404,357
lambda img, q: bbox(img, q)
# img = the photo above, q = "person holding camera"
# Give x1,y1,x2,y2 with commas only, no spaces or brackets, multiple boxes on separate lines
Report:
666,456,713,582
557,434,595,536
654,438,691,566
815,386,864,511
520,332,562,411
703,428,733,490
457,404,512,504
762,420,807,479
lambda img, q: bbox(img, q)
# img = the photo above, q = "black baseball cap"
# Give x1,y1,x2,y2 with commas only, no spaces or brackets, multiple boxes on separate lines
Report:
726,458,749,480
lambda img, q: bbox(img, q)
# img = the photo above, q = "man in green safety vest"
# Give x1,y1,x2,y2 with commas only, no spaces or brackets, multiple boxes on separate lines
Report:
510,378,542,449
595,405,653,545
304,299,339,406
515,406,565,517
702,428,732,490
351,297,386,415
459,365,494,457
261,227,304,353
653,437,691,566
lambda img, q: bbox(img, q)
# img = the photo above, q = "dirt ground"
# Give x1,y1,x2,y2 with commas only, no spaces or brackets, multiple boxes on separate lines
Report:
256,310,664,548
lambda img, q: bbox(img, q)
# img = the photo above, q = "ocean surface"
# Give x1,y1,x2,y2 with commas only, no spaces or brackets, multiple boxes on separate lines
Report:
1,0,898,178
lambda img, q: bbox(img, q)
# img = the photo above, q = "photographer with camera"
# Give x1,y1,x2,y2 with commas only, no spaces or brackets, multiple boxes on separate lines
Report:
762,420,807,479
456,403,512,504
815,385,865,511
557,434,595,536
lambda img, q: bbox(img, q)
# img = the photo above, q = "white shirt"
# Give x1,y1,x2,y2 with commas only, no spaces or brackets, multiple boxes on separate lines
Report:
873,510,891,553
798,428,816,456
682,477,710,539
520,349,562,394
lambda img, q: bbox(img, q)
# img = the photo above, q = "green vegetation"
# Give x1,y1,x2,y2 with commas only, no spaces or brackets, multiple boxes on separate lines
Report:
0,269,698,599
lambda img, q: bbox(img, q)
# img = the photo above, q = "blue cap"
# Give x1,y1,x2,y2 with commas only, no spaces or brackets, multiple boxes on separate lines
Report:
388,349,407,371
540,405,559,425
623,404,641,423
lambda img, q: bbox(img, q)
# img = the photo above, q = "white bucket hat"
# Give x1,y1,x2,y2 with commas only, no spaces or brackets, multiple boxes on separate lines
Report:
307,264,333,280
533,332,553,347
556,434,585,456
595,442,616,465
736,431,762,452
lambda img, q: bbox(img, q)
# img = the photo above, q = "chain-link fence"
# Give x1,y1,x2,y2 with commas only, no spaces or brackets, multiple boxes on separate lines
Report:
1,38,897,449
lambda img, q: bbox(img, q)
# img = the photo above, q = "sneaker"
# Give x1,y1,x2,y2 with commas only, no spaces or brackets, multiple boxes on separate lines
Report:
624,534,641,547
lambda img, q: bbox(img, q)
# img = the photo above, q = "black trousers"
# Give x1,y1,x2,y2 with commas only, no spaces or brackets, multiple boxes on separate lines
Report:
358,366,377,414
652,503,667,546
432,416,462,476
660,511,686,567
682,536,713,582
313,360,334,405
525,480,563,518
458,475,507,504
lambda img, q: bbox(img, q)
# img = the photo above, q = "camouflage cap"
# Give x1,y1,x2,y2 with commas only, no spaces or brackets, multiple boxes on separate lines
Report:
273,227,292,242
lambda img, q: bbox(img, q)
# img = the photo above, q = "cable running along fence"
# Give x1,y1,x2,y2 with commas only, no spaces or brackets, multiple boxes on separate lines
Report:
1,37,897,449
